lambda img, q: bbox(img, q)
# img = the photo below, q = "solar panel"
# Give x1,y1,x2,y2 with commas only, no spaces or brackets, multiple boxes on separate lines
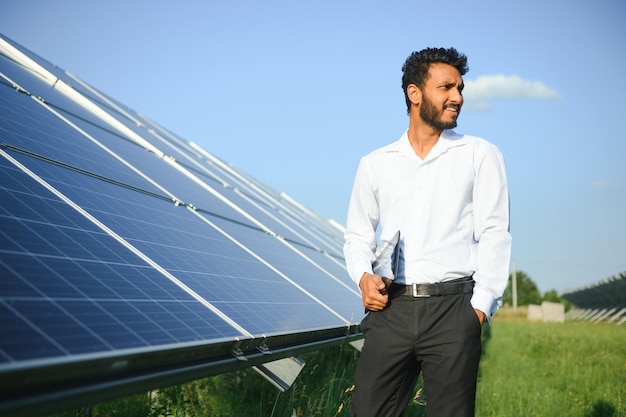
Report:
0,34,362,415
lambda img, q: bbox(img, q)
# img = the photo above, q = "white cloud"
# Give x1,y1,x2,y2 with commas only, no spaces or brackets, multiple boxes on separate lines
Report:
463,74,560,111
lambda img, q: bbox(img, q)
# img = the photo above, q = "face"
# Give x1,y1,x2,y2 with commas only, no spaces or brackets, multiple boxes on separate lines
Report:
418,63,464,130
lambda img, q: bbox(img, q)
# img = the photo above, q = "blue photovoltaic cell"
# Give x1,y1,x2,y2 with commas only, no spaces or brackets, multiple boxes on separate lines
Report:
206,215,362,320
38,106,361,317
0,86,170,199
6,150,351,334
0,157,244,364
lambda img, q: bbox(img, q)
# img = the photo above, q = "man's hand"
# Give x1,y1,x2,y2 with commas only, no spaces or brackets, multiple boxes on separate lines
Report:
474,309,487,326
359,272,392,311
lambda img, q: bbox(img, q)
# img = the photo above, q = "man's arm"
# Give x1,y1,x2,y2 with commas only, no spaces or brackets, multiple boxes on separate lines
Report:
471,141,512,323
343,158,379,285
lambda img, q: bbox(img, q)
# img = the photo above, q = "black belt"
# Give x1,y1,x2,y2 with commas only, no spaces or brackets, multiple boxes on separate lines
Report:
389,277,474,298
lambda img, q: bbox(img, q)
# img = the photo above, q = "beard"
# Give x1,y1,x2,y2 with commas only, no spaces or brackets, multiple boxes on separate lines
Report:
420,93,460,131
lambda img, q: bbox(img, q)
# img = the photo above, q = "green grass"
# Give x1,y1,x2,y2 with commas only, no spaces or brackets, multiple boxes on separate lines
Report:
53,316,626,417
477,316,626,417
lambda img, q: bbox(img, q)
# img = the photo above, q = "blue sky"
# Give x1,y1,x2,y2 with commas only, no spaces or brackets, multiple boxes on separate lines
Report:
1,0,625,294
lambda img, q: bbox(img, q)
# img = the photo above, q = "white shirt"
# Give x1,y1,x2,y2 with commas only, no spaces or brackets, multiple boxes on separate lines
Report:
343,130,512,320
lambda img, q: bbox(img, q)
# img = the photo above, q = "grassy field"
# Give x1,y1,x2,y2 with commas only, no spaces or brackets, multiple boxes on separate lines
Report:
476,315,625,417
54,313,626,417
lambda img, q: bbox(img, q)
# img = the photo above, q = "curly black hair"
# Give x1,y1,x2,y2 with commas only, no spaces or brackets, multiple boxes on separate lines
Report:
401,47,469,114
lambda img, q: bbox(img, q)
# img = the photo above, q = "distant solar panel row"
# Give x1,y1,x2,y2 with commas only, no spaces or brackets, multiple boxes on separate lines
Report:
0,34,362,415
561,272,626,310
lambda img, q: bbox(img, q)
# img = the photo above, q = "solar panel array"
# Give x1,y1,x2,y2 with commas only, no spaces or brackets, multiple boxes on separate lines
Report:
561,272,626,311
0,34,363,415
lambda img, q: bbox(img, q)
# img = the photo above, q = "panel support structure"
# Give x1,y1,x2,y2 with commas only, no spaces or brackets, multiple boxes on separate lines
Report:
253,357,306,392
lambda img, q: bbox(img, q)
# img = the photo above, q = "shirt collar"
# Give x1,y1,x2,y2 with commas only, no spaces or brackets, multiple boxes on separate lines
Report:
389,129,469,160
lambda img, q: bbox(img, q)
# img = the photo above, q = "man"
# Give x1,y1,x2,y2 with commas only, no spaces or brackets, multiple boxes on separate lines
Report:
343,47,512,417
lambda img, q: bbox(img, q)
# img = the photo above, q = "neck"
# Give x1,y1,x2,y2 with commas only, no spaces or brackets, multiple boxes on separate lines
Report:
407,118,442,160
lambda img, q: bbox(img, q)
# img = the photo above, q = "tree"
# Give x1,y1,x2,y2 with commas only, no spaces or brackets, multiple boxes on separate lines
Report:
542,289,561,303
542,289,572,311
503,270,542,306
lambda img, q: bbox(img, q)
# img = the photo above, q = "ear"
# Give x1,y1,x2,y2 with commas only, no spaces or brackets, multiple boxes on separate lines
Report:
406,84,422,107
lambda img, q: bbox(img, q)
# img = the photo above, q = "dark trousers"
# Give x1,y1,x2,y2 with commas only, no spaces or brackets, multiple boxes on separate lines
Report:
350,292,482,417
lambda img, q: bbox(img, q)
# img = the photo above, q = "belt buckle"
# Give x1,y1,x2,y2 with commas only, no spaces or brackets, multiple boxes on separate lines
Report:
412,283,430,298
